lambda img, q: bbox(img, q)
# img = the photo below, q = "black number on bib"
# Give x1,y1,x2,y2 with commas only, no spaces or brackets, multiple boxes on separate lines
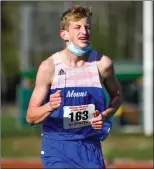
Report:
76,111,82,121
69,110,89,122
69,112,74,122
82,110,88,120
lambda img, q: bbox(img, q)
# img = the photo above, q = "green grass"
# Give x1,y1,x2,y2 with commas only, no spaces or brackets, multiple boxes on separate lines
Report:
102,133,153,161
1,114,42,137
1,110,153,161
2,137,41,159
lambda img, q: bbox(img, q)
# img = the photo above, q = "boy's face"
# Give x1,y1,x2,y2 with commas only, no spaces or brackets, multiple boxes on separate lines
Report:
61,17,91,49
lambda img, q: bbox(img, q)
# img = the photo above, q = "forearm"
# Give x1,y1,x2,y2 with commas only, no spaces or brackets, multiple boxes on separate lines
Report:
102,96,122,121
26,103,53,124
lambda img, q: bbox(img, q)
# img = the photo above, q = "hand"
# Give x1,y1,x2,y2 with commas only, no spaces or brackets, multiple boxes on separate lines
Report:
90,111,105,129
49,90,62,110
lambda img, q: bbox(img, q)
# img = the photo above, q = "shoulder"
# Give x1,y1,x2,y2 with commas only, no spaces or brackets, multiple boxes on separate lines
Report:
38,54,56,73
96,51,113,69
96,52,114,78
100,55,113,69
36,54,55,83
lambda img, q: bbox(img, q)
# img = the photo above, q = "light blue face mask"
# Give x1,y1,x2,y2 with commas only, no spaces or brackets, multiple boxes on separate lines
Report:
68,42,92,56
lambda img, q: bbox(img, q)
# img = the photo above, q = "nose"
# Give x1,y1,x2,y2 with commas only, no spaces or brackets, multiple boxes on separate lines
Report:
81,26,87,35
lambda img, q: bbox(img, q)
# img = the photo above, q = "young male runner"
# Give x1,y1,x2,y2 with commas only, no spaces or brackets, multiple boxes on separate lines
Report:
26,5,122,168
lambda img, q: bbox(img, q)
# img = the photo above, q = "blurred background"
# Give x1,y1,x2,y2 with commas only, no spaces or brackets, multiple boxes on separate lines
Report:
1,1,153,168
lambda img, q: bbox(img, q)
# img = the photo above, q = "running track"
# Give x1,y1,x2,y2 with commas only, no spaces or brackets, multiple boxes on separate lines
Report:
1,160,153,168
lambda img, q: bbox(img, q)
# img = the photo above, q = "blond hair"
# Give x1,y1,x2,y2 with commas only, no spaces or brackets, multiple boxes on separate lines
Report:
60,5,92,30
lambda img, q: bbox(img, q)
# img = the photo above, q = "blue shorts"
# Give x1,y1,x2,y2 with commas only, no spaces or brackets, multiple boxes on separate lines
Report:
41,137,106,168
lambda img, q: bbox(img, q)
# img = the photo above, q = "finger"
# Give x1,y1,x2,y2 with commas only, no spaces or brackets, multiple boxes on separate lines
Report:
91,124,102,129
56,90,61,93
50,100,61,106
54,92,62,97
50,97,62,101
52,103,61,109
50,93,62,99
91,115,102,123
91,123,102,128
55,90,63,96
93,110,99,117
91,121,103,125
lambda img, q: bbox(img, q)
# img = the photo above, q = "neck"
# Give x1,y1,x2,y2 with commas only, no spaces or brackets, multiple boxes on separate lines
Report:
62,49,90,68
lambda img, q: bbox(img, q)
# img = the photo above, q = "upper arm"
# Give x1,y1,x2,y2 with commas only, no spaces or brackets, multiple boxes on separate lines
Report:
98,55,121,99
28,57,54,107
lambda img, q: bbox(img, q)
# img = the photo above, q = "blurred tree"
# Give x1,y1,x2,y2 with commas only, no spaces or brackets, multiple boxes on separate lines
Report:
1,1,20,78
90,1,142,61
1,2,21,103
90,2,111,57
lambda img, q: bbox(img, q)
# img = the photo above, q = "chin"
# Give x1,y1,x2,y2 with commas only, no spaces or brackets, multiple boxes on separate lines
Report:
78,43,89,49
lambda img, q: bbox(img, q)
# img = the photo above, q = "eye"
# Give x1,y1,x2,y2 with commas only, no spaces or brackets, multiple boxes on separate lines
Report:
74,27,80,29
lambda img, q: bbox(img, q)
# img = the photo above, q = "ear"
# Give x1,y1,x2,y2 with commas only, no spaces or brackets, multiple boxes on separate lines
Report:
60,30,69,41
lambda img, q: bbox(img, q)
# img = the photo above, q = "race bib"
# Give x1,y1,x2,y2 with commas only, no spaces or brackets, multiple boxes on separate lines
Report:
63,104,95,129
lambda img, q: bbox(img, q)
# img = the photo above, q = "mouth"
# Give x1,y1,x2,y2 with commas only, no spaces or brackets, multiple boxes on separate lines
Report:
78,37,89,43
